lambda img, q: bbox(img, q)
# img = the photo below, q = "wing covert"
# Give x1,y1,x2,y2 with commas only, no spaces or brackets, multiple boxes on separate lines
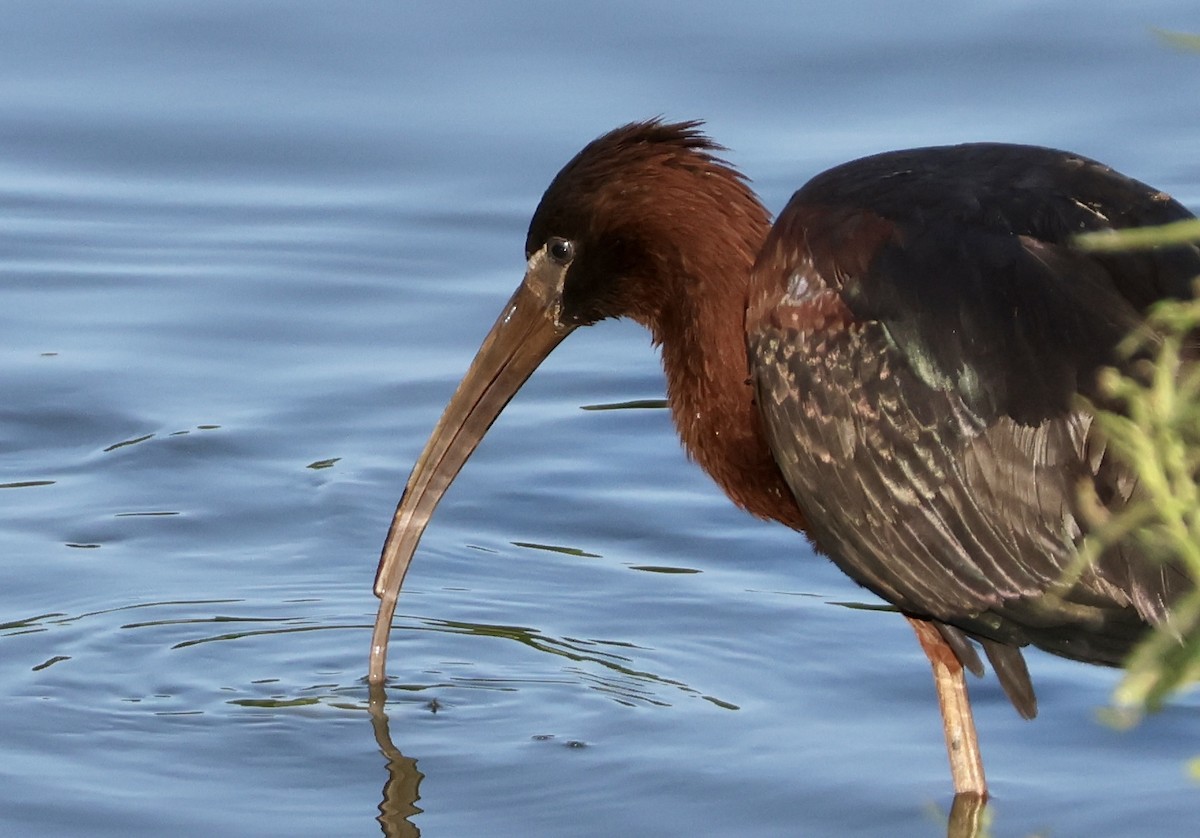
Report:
746,142,1199,659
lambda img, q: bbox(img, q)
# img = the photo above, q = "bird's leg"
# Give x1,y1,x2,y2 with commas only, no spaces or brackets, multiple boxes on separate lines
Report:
905,615,988,799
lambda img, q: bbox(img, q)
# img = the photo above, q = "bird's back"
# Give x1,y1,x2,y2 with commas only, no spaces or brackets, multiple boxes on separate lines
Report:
747,142,1199,677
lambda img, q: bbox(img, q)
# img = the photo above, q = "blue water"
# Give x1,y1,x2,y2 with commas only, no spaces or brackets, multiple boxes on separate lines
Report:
3,2,1199,836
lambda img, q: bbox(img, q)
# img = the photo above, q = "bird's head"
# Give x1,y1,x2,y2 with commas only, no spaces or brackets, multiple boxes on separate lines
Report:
524,119,766,331
368,120,767,684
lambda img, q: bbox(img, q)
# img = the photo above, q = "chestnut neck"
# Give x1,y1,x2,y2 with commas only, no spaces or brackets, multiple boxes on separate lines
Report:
633,181,809,533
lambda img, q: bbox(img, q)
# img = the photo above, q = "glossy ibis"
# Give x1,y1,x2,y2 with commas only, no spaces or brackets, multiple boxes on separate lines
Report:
369,120,1199,797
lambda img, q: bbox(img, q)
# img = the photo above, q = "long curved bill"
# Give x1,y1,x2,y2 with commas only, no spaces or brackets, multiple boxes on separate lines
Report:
369,267,574,684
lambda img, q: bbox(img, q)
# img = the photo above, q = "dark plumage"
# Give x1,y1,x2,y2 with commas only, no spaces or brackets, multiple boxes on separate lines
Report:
747,141,1197,711
371,120,1200,796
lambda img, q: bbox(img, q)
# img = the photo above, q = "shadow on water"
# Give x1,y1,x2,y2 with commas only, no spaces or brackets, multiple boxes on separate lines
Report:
364,681,994,838
946,793,989,838
368,693,426,838
7,597,1004,836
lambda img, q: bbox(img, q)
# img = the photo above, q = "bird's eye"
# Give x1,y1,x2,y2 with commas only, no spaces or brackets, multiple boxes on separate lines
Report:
547,237,575,265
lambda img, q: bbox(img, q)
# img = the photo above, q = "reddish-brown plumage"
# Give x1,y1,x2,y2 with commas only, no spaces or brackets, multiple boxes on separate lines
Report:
370,119,1200,799
749,206,893,335
526,121,809,530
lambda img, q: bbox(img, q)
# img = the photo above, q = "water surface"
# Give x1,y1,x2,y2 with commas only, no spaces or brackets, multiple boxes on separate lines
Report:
3,2,1199,835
